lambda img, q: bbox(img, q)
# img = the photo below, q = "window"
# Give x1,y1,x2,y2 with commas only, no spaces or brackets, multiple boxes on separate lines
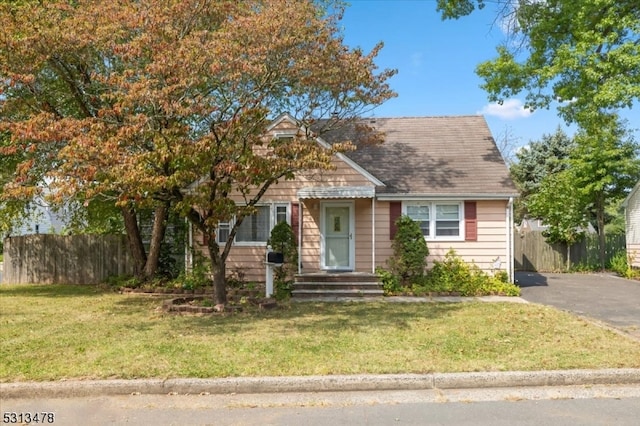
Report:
406,204,430,236
404,202,463,240
217,203,290,245
435,204,460,237
217,221,231,244
236,205,270,243
275,204,288,225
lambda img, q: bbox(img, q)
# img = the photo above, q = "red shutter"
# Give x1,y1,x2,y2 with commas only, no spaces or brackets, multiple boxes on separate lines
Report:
291,202,300,246
465,201,477,241
389,201,402,240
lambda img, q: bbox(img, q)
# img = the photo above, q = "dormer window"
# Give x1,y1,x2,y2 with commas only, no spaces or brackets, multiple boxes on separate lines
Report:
273,130,297,143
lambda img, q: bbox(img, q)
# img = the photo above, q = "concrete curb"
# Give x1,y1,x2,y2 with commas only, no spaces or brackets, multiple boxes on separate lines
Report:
2,369,640,399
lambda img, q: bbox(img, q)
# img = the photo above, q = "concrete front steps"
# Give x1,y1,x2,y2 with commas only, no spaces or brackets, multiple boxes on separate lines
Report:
292,272,383,299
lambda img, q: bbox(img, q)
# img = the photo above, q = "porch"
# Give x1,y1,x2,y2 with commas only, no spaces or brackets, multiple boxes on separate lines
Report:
297,186,379,275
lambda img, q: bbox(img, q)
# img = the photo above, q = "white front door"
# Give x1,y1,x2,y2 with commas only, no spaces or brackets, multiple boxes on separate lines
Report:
321,202,354,270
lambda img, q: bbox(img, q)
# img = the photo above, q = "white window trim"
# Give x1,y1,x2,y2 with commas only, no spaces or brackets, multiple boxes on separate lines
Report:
402,201,465,242
217,202,291,247
273,203,291,226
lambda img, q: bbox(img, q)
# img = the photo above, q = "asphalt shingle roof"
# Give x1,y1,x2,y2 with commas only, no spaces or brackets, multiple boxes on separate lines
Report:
325,116,518,197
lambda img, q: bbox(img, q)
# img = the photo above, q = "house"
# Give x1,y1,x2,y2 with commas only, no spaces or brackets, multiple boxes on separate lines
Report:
516,218,597,235
189,114,519,283
10,197,70,236
622,181,640,268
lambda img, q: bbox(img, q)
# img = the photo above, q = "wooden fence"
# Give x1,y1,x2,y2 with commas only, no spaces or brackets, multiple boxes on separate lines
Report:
2,234,134,284
514,231,626,272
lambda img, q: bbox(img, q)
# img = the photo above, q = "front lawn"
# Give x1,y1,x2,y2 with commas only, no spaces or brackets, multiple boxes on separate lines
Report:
1,284,639,382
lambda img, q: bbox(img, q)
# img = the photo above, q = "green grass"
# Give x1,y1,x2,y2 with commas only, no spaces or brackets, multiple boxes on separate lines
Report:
1,284,640,382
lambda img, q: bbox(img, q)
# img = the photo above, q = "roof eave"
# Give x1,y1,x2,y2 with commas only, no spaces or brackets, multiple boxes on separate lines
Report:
376,193,519,201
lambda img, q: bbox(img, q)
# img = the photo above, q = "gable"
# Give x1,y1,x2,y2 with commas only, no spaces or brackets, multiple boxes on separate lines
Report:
622,181,640,208
267,113,383,187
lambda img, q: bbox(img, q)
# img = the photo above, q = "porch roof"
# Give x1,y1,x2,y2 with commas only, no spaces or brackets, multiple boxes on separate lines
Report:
297,186,375,199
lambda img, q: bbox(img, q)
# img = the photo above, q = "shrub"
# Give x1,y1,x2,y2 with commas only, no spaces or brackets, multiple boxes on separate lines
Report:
493,269,509,284
419,249,520,296
569,262,600,273
376,267,401,296
426,249,473,293
157,242,179,279
608,250,636,279
180,251,211,290
268,221,298,300
378,248,520,297
105,274,138,289
387,215,429,285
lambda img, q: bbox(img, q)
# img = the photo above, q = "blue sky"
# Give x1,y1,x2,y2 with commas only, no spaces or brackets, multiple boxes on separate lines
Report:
339,0,638,154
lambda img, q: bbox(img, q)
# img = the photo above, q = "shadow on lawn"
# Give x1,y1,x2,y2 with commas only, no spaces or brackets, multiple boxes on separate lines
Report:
0,283,113,298
278,302,465,332
111,298,467,337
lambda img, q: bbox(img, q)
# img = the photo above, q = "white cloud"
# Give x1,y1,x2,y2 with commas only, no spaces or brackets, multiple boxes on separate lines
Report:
477,99,533,120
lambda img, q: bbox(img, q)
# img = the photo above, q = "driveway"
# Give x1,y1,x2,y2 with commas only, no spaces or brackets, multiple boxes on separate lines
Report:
516,272,640,340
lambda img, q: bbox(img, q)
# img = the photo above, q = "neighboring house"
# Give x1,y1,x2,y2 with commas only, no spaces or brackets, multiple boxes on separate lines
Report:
516,218,597,235
10,198,69,236
622,181,640,268
189,114,519,282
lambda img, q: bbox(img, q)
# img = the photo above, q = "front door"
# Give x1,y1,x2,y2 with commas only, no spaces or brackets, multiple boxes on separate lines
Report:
322,202,354,270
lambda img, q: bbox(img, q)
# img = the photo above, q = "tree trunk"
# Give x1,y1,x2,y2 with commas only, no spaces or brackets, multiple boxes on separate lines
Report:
121,205,147,278
566,242,571,271
208,240,227,306
143,201,170,279
596,193,606,271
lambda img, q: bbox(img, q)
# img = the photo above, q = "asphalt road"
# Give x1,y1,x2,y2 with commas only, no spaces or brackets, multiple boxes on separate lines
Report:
516,272,640,340
4,385,640,426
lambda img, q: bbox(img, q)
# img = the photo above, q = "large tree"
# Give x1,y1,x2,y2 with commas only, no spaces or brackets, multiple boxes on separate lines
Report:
438,0,640,127
0,0,172,279
525,115,639,270
1,0,395,305
569,114,640,269
510,127,574,221
527,169,589,270
437,0,640,268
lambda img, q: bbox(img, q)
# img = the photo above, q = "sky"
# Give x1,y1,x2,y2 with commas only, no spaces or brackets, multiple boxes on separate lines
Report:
339,0,638,154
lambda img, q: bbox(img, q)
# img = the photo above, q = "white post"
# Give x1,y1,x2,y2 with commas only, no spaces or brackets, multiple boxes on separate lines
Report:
265,263,274,297
372,197,376,274
298,200,303,275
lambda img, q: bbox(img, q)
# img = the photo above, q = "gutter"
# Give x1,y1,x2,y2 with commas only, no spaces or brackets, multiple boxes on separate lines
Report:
376,193,520,201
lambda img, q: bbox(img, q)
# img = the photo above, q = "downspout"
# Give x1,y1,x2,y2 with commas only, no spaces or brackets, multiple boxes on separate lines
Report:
372,197,376,274
507,197,514,283
298,199,303,275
